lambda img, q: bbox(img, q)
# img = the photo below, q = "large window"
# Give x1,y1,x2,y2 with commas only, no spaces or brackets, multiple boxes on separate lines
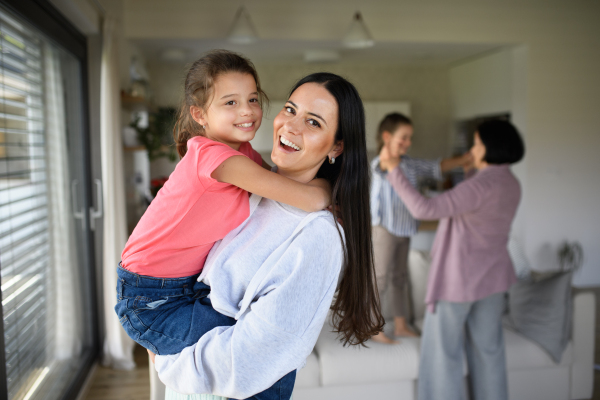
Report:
0,3,97,400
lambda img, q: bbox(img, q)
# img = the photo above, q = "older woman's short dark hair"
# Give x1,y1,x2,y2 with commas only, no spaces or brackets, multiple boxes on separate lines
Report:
477,120,525,164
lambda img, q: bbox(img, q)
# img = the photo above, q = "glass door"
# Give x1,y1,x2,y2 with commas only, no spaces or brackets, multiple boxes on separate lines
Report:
0,4,97,400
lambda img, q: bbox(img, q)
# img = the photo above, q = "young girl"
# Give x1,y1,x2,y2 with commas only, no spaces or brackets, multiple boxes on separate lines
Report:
370,112,471,344
115,51,331,395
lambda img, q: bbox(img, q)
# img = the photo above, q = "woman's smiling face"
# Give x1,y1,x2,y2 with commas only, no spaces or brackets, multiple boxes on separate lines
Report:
271,82,341,183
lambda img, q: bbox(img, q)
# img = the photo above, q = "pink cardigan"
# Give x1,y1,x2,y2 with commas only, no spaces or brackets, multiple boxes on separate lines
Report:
387,164,520,312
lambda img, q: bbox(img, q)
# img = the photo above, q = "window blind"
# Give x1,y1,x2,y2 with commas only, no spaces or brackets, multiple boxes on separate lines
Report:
0,9,52,400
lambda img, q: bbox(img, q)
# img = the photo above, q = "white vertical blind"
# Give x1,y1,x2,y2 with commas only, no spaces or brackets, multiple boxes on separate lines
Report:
0,2,97,399
0,9,52,400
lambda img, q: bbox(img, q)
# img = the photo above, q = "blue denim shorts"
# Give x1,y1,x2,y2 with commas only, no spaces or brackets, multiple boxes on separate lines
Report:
115,264,235,355
114,264,296,400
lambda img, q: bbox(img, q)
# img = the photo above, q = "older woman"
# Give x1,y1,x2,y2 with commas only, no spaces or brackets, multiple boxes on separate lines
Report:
152,72,384,400
380,119,525,400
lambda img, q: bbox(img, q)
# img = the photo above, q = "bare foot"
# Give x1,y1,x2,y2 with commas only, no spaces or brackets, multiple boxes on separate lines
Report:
393,316,420,337
371,331,400,345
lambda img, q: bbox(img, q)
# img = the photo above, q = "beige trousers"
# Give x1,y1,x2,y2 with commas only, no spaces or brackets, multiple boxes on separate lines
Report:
373,225,412,319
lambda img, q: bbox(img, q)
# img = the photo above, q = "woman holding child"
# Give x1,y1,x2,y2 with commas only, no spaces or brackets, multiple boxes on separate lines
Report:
121,50,383,400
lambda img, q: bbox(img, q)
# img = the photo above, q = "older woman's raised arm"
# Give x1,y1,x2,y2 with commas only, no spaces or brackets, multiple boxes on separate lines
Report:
387,167,486,220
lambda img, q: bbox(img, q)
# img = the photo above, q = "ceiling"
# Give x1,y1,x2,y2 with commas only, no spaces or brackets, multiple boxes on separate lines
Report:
131,38,504,67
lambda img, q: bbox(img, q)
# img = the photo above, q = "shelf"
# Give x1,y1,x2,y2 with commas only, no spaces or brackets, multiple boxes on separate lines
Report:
123,145,146,152
121,92,149,110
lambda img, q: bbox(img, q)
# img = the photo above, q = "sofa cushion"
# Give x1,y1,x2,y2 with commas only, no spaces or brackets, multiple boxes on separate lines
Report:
504,328,573,370
295,351,320,388
505,271,573,363
314,323,420,387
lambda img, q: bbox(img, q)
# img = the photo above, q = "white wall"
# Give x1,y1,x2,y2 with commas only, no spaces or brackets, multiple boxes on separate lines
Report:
449,42,598,285
450,49,514,120
449,46,530,259
59,0,600,286
148,61,451,158
258,64,450,159
146,61,450,176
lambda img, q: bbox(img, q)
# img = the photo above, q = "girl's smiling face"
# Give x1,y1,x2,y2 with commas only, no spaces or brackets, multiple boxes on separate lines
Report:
271,82,342,183
192,72,263,150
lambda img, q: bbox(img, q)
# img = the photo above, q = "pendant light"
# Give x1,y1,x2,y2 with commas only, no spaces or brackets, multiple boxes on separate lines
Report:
228,6,258,44
342,11,374,49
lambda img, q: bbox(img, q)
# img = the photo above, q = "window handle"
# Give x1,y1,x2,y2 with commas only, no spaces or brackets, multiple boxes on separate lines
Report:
71,179,86,230
90,179,103,231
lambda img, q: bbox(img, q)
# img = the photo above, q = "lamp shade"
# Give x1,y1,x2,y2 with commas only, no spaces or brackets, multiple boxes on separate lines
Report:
228,6,258,44
342,12,374,49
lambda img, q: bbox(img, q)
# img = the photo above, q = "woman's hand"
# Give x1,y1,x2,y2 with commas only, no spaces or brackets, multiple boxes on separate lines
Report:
461,152,475,173
147,349,156,364
308,178,332,209
325,204,343,226
379,146,401,172
440,151,474,173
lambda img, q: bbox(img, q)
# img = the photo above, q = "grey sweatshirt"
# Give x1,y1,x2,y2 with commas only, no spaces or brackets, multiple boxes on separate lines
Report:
154,194,344,398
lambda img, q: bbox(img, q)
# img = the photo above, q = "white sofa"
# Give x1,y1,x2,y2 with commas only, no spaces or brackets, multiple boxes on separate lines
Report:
292,250,597,400
149,250,596,400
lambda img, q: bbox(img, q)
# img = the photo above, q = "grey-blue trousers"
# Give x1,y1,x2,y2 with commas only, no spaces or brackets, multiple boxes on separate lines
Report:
417,292,508,400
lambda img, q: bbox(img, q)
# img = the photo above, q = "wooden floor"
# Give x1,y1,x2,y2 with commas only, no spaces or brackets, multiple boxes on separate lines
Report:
81,297,600,400
81,345,150,400
593,286,600,400
595,336,600,400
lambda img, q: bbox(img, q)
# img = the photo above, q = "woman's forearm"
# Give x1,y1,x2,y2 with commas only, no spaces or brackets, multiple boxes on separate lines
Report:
387,167,482,220
387,168,439,219
155,224,342,397
155,284,335,398
440,153,472,173
154,318,310,398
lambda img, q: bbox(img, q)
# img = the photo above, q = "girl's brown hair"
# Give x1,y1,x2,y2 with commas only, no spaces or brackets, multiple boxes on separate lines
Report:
376,112,412,152
290,73,385,346
173,49,268,158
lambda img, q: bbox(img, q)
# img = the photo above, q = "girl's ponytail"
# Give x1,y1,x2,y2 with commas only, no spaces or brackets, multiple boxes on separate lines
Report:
173,103,201,158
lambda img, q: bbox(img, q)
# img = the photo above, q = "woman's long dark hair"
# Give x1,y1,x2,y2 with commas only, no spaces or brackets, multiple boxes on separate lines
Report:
289,73,385,346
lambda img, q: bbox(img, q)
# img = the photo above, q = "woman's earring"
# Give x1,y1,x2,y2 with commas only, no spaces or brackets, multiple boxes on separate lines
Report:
202,125,206,129
329,156,335,165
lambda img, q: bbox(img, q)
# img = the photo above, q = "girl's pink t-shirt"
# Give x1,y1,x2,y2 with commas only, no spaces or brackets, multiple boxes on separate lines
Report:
121,136,262,278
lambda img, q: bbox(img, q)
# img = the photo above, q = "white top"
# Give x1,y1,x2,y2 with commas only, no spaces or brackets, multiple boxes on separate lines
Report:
154,194,344,398
370,155,441,236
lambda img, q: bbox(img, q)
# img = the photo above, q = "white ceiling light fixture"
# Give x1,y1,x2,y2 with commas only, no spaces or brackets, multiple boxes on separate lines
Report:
342,11,374,49
228,6,259,44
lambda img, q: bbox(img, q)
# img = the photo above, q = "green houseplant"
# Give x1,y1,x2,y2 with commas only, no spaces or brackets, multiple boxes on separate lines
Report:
131,107,178,162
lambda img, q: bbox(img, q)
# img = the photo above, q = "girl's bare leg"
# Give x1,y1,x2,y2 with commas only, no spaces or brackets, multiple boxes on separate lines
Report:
394,316,419,337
